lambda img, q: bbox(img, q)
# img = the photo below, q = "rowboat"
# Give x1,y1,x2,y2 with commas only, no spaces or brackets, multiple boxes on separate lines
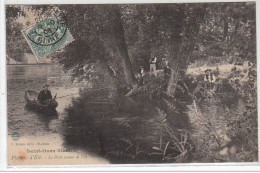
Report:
24,90,58,111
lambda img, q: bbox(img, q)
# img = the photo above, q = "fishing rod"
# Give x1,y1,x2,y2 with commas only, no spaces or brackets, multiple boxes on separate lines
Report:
54,87,116,99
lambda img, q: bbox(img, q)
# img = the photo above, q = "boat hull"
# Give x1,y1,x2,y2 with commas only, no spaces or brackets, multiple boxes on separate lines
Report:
25,90,58,112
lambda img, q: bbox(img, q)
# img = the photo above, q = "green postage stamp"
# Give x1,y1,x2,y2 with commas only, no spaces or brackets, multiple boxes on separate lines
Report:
22,11,74,60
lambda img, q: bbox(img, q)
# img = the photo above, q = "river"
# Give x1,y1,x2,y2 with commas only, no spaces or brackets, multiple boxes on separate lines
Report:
7,64,109,165
7,64,247,164
7,64,192,164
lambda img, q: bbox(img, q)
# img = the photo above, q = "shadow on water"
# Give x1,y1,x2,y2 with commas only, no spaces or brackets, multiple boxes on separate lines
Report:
61,89,191,164
24,104,59,131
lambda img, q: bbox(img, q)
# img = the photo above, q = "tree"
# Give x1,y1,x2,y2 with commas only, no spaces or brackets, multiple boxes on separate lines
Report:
192,2,256,65
140,4,207,96
57,5,137,87
6,3,255,97
6,5,29,62
111,6,137,86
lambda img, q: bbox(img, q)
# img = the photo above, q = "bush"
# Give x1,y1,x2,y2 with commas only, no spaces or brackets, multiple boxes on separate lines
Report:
186,67,257,162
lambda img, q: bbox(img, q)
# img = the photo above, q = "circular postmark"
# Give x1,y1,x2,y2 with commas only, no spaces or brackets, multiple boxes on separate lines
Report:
27,11,67,46
11,132,20,141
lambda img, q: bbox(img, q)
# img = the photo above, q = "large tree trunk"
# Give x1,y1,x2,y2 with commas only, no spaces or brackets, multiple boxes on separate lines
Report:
99,60,117,85
166,4,206,97
166,66,180,97
166,42,195,96
113,6,136,87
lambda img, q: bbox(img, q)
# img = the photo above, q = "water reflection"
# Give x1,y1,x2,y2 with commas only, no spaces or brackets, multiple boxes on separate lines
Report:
24,104,59,131
61,89,191,164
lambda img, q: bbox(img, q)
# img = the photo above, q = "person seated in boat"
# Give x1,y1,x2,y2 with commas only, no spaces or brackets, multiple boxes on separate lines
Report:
38,84,53,104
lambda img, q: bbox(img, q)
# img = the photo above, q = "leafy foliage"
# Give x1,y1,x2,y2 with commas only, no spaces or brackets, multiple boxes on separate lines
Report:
185,64,257,162
192,2,256,65
6,6,29,62
6,3,256,92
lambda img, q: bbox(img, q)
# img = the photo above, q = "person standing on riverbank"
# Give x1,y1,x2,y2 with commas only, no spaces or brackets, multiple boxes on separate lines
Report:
138,66,145,86
163,60,171,82
149,56,157,77
204,69,216,90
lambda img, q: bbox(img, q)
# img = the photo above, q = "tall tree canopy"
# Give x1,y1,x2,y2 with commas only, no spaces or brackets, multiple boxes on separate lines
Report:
6,5,29,62
6,2,256,96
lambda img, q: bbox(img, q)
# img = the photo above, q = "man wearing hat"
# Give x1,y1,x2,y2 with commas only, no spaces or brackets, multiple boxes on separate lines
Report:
38,84,53,104
204,69,216,89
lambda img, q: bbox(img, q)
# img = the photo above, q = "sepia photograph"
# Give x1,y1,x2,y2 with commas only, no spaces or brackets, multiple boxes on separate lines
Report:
5,1,258,165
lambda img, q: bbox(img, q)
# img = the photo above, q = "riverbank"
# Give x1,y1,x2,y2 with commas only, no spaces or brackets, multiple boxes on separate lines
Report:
185,62,258,162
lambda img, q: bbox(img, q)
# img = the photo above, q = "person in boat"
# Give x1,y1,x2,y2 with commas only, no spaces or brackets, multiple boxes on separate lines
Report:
204,69,216,90
38,84,53,104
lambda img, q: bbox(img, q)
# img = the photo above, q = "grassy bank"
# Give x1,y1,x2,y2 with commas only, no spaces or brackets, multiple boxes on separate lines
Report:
184,61,258,162
61,60,257,163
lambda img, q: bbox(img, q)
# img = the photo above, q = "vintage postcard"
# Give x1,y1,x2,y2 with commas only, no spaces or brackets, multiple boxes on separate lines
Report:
3,1,259,167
